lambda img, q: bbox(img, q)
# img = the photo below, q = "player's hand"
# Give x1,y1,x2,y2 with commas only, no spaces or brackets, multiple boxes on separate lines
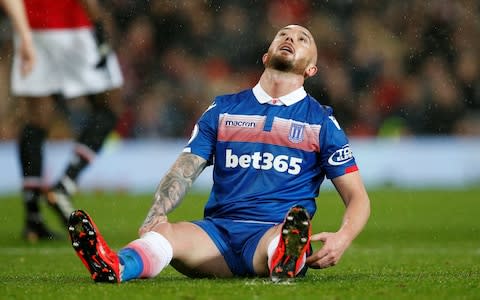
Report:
138,215,168,237
92,21,110,68
19,37,36,77
306,231,352,269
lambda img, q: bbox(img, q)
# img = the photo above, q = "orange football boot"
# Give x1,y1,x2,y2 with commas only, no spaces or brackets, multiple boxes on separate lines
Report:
270,205,311,282
68,210,120,283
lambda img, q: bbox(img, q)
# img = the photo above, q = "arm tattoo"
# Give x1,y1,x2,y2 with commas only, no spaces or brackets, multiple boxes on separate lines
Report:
142,152,207,227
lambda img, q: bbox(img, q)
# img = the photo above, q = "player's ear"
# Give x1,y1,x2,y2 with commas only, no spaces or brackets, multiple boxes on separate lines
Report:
304,65,318,78
262,53,268,65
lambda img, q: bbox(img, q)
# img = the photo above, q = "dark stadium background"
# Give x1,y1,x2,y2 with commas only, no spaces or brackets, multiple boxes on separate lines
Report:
0,1,479,192
1,1,479,140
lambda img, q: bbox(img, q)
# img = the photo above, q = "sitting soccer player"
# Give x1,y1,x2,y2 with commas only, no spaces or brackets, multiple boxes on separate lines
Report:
68,25,370,282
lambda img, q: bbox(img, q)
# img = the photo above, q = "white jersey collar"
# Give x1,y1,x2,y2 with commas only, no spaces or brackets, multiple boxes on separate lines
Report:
252,83,307,106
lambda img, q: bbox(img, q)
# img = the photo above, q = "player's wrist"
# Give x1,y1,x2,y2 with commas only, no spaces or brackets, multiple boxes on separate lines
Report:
336,228,355,244
19,31,33,46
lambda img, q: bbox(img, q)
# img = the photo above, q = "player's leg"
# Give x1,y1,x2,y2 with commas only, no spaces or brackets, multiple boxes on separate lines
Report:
68,210,232,283
159,221,233,278
252,205,312,282
119,221,232,280
17,96,58,241
47,28,124,224
47,91,121,224
11,30,64,240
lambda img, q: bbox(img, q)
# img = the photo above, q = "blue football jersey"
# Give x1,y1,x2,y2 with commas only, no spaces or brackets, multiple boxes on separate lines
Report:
184,84,358,223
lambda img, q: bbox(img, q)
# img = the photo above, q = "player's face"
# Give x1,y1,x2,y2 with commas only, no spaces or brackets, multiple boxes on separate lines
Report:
264,25,318,78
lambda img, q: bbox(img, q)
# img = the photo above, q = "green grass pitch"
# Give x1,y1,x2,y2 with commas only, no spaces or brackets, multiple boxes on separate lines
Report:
0,188,479,299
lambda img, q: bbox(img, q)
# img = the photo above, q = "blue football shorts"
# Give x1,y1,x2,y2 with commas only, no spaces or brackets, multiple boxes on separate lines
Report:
192,217,277,276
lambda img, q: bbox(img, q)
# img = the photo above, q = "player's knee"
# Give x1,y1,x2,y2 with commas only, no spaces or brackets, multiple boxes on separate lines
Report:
142,222,173,239
89,99,118,130
87,91,123,116
23,97,57,128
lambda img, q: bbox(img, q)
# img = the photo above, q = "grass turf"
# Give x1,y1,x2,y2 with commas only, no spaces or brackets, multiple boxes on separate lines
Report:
0,188,479,299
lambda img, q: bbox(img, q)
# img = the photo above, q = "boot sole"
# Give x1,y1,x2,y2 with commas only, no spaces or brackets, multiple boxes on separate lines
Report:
271,206,311,282
68,210,118,283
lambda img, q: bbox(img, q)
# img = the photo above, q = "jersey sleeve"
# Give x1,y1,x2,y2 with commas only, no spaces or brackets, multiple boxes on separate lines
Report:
183,100,219,164
319,109,358,179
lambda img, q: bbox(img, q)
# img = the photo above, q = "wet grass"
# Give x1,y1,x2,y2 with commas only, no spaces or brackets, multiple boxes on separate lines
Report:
1,187,479,299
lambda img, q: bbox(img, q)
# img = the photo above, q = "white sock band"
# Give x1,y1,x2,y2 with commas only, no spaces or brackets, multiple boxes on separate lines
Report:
128,231,173,278
267,234,280,268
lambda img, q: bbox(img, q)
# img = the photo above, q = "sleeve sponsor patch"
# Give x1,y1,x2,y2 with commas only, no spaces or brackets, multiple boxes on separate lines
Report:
327,144,353,166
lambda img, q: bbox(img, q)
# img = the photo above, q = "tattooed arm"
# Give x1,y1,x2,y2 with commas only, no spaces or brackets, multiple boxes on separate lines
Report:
139,152,208,236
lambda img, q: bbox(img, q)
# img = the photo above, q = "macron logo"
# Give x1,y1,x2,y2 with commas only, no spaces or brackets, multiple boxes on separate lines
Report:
225,120,256,128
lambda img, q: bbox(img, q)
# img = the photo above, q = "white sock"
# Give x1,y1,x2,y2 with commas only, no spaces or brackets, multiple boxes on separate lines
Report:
127,231,173,278
267,234,280,268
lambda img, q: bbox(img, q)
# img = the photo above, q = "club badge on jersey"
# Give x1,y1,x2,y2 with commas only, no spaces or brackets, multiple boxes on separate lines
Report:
288,122,305,144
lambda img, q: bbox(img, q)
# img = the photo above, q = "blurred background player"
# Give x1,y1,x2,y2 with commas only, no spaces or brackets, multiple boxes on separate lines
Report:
10,0,124,241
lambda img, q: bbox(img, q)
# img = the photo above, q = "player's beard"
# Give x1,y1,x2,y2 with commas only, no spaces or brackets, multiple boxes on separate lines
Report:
266,52,305,76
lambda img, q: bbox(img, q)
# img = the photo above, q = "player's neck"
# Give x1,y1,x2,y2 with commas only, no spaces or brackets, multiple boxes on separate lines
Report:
259,68,305,98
